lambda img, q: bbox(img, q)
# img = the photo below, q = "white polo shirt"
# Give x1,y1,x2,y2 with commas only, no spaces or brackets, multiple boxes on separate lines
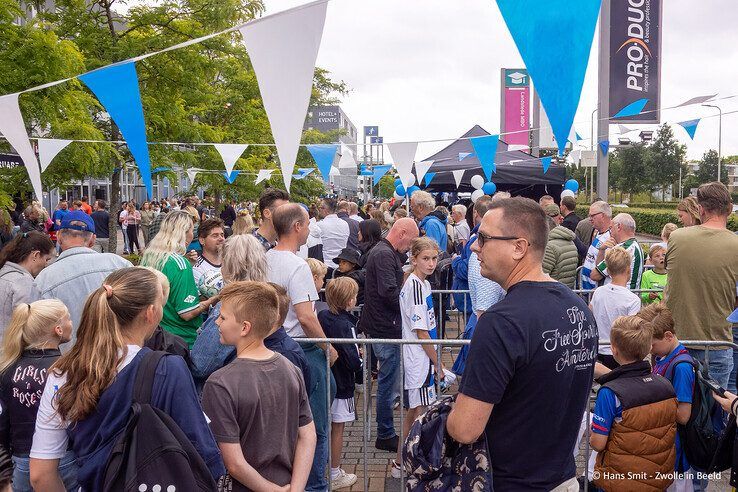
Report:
317,214,350,267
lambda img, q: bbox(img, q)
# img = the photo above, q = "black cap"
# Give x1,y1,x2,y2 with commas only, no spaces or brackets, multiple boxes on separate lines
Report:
335,247,361,266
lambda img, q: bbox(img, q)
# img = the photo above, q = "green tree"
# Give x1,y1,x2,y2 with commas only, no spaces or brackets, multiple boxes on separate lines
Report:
693,149,727,186
610,143,652,197
648,124,686,201
1,0,347,250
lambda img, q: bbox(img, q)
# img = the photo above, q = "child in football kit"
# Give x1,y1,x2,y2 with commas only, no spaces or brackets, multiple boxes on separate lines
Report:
393,237,446,479
318,277,362,490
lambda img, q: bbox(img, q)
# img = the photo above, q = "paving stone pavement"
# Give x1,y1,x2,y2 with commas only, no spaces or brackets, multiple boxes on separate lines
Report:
331,314,731,492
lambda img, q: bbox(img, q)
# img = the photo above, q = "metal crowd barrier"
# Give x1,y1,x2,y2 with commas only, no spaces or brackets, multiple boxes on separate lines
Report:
295,301,735,492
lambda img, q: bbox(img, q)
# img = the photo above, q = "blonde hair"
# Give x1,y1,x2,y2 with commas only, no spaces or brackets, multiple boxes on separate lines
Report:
221,234,268,284
268,282,290,328
53,267,162,421
604,246,631,276
306,258,328,278
140,211,193,270
141,266,171,300
0,300,68,375
232,214,255,235
219,281,279,339
648,243,666,259
610,315,652,361
660,223,678,241
637,303,674,339
677,197,701,225
326,277,359,314
406,237,440,281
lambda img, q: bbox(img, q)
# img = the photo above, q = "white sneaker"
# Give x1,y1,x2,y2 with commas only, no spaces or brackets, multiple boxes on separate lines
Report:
390,460,403,479
331,469,357,490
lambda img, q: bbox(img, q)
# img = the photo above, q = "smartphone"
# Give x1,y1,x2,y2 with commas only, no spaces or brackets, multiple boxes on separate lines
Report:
700,372,726,398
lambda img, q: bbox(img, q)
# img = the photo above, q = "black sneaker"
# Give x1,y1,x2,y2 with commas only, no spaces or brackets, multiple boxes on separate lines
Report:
375,435,399,452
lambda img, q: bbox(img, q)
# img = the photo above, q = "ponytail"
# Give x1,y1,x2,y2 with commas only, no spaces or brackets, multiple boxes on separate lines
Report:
0,231,54,270
0,300,68,375
53,267,160,422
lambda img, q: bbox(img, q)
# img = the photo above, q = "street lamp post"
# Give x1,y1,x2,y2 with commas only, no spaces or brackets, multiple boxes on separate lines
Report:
590,108,597,201
703,104,723,182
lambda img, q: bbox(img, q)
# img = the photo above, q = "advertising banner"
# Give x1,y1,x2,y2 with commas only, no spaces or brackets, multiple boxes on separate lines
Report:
500,68,530,149
609,0,662,123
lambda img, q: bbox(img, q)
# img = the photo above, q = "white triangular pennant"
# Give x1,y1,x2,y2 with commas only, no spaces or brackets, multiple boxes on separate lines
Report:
255,169,274,185
38,138,72,172
329,166,340,176
239,0,328,191
414,160,434,185
186,169,199,183
338,143,356,169
213,143,249,176
618,124,632,134
387,142,418,189
0,94,42,199
452,169,465,189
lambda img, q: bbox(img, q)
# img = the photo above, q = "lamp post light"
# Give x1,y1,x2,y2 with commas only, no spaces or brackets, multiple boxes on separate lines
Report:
702,104,723,183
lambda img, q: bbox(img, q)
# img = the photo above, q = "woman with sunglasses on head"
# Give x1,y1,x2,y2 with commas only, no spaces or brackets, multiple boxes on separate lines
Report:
0,232,56,334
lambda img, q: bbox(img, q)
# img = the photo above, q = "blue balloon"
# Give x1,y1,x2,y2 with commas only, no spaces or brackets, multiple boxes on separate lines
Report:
407,185,421,197
395,184,406,197
564,179,579,193
482,181,497,195
394,178,402,187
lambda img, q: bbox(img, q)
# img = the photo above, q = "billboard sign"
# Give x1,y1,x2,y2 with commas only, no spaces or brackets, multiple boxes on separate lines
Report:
306,106,341,133
500,69,530,149
0,153,22,169
609,0,662,123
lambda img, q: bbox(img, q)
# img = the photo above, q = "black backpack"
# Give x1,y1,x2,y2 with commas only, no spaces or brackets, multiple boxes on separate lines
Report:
102,351,218,491
664,355,735,473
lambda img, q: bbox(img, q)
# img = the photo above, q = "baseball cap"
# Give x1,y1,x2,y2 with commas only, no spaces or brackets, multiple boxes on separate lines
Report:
335,247,361,266
544,204,561,217
60,210,96,234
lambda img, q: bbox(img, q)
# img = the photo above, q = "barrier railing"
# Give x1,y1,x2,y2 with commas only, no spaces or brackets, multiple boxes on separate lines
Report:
295,335,737,491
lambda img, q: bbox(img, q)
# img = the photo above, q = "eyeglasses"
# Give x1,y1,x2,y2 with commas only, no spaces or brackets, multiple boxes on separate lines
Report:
476,231,522,248
588,211,603,220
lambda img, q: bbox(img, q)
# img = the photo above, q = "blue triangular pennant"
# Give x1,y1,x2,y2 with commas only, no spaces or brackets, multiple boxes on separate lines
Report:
79,62,153,198
424,172,436,187
541,156,552,174
612,98,649,119
575,132,583,141
223,170,240,184
598,140,610,156
497,0,601,156
306,144,338,182
678,119,700,140
470,134,500,181
459,152,473,161
298,168,314,177
372,164,392,183
152,166,171,173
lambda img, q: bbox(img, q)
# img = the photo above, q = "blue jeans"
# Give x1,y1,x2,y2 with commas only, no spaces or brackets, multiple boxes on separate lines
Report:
372,342,400,440
304,343,336,492
687,347,733,492
12,451,78,492
730,327,738,394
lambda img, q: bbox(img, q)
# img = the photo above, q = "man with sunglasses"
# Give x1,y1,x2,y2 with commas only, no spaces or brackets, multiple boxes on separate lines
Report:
581,201,613,290
447,197,597,492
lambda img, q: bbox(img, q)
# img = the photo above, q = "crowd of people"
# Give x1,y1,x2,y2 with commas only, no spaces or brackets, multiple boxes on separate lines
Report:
0,180,735,491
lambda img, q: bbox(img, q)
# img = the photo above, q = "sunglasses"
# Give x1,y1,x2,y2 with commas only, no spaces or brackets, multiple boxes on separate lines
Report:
476,231,522,248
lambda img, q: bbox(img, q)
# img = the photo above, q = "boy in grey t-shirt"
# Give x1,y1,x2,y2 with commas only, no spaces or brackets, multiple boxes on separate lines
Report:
202,281,315,491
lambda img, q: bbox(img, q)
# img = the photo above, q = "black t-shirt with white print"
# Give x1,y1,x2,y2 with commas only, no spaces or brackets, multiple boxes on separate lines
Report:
459,281,597,491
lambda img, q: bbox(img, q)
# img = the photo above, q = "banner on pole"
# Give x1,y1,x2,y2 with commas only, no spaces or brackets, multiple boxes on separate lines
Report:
500,69,530,150
609,0,662,123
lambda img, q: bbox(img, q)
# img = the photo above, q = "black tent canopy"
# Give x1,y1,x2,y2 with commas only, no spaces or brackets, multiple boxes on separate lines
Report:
421,125,566,197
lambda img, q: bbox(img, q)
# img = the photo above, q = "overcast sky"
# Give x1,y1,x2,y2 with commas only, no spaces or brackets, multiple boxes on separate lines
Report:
263,0,738,162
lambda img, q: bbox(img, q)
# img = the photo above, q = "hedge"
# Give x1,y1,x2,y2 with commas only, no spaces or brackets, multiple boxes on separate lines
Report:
622,202,680,210
574,206,738,236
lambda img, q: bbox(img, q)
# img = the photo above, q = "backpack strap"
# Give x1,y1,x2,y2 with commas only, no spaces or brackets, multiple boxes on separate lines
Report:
133,350,168,405
661,350,693,381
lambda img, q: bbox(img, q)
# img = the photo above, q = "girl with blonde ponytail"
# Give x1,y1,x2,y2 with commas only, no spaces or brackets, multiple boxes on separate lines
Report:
29,267,225,491
0,300,76,491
